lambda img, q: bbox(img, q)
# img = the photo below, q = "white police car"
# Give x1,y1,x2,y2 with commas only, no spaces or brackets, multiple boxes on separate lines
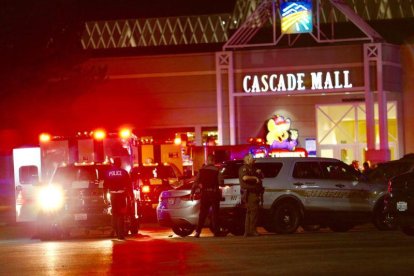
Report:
253,157,389,233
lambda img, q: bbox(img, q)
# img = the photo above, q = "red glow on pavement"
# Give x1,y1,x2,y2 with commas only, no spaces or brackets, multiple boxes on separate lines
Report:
110,239,206,275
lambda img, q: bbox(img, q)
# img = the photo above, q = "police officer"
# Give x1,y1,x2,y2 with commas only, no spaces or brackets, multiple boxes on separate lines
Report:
239,153,263,237
104,158,132,240
190,154,224,238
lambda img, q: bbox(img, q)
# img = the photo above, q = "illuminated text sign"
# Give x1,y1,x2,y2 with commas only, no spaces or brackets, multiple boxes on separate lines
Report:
242,70,353,93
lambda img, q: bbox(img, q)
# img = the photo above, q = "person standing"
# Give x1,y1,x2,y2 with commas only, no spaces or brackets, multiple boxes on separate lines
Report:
362,161,373,179
239,153,263,237
104,158,132,240
351,160,361,173
190,154,224,238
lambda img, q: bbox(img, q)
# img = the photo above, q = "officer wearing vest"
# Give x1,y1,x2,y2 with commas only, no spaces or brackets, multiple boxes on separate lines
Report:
239,153,263,237
190,154,224,238
104,158,132,240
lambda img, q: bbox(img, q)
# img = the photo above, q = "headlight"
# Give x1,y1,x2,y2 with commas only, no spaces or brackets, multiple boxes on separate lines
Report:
37,185,64,212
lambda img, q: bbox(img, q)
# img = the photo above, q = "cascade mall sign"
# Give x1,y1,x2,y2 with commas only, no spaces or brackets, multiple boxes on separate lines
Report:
242,70,353,93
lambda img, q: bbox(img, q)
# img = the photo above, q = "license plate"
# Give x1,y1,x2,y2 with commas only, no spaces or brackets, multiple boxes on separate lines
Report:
397,201,408,212
74,213,87,221
168,198,175,205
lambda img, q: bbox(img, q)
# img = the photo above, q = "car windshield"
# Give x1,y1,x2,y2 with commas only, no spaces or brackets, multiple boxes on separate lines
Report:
52,165,109,187
133,166,176,179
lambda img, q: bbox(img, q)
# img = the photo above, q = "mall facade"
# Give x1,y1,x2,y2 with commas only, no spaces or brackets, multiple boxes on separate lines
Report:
53,0,414,165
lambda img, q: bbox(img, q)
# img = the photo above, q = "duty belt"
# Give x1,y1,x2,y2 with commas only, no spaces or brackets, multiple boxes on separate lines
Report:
110,190,125,194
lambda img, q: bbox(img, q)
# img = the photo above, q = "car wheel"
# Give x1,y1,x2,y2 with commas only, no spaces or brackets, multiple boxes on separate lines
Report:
229,223,245,236
272,201,301,234
373,206,397,231
172,225,195,237
209,224,230,237
329,222,354,232
401,225,414,236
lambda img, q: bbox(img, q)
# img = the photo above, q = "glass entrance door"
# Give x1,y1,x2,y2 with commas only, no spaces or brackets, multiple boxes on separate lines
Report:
316,102,399,164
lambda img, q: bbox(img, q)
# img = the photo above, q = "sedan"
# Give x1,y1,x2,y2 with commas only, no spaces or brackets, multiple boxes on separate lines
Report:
157,161,245,237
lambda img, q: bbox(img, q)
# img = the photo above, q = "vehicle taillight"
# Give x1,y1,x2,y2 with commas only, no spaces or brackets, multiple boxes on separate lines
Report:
388,180,392,194
141,185,151,193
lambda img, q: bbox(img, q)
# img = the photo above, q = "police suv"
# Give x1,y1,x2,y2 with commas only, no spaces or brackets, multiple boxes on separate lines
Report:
36,163,139,240
249,157,390,234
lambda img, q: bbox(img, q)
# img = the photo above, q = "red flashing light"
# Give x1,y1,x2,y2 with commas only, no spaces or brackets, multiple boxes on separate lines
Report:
174,137,182,145
93,129,106,140
141,185,150,193
119,128,132,139
248,137,265,145
39,133,51,143
388,180,392,194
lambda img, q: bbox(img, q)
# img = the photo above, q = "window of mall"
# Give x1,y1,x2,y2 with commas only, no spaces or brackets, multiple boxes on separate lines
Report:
317,102,398,164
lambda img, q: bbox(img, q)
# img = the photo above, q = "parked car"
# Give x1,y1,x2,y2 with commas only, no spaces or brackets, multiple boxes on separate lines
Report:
218,157,390,234
384,171,414,235
36,163,139,240
368,155,414,183
131,162,183,220
156,160,245,237
251,157,392,233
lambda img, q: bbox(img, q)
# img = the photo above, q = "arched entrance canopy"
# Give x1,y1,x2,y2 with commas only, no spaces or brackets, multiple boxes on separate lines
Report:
216,0,394,163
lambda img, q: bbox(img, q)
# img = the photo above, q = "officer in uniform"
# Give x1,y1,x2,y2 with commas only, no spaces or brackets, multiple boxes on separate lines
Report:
190,154,224,237
104,158,132,240
239,153,264,237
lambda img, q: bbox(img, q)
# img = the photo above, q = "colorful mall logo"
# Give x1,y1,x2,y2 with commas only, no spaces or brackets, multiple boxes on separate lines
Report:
281,1,313,34
242,70,353,93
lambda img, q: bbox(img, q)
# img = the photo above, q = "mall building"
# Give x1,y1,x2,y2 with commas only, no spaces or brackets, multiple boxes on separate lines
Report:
51,0,414,165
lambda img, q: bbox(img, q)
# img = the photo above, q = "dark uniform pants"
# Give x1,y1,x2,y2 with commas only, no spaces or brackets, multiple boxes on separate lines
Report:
111,193,127,238
196,191,220,235
245,193,260,235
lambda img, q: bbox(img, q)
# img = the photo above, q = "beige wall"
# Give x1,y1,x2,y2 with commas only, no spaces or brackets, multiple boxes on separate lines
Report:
57,52,219,133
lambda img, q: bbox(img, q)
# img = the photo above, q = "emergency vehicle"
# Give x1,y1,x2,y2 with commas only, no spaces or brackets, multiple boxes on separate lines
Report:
13,127,308,223
13,128,138,223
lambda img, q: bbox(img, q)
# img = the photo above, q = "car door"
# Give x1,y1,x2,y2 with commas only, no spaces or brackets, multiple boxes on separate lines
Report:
290,161,344,211
320,161,371,211
254,161,283,209
219,161,243,208
13,147,41,222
